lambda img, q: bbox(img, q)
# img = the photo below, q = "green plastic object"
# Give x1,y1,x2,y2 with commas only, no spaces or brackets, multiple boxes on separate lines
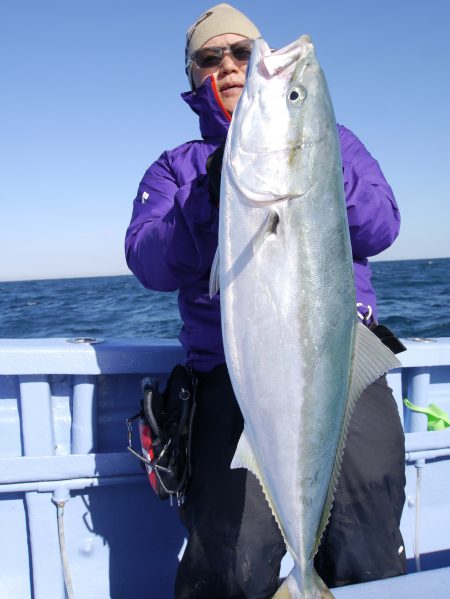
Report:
404,398,450,431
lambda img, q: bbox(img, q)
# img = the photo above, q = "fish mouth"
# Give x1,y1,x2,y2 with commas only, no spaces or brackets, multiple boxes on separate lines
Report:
261,35,313,77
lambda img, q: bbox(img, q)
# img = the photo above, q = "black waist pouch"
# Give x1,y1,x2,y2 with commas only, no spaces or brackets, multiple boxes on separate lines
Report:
126,365,197,505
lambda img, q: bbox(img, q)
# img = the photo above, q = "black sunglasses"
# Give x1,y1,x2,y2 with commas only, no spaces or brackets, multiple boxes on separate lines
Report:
190,39,254,69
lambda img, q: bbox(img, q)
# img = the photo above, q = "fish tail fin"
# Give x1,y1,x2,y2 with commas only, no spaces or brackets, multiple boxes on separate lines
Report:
272,578,292,599
273,567,335,598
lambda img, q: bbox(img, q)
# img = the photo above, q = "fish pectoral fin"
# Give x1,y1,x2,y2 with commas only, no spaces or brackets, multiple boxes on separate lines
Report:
252,209,280,254
312,321,402,559
209,246,220,298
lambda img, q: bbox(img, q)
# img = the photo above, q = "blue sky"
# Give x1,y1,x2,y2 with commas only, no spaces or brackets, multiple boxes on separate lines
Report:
1,0,449,281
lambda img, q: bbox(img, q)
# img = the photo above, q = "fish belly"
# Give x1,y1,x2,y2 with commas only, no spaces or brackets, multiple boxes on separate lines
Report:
220,182,355,567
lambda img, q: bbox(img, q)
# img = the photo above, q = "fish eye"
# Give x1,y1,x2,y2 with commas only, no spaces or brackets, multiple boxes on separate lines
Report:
288,86,306,104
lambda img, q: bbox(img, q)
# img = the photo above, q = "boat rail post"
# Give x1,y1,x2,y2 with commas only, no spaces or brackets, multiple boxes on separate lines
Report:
407,367,431,573
72,375,97,454
19,375,66,598
407,367,430,433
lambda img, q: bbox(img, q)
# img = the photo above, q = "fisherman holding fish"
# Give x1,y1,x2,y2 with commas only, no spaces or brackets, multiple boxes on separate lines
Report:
125,4,407,598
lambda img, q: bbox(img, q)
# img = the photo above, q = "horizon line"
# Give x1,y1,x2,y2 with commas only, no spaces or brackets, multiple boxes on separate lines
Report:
1,256,449,284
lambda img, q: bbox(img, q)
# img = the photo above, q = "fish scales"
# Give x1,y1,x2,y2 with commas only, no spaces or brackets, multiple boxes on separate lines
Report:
212,35,401,599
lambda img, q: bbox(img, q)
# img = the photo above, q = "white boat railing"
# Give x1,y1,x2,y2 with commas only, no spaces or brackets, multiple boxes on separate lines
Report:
0,337,449,598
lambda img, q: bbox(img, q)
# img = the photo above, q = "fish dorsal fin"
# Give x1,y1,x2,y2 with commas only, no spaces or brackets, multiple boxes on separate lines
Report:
349,321,401,402
311,321,402,558
208,246,220,298
231,429,287,545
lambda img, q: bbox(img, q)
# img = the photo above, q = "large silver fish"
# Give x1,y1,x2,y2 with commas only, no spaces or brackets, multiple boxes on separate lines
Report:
210,35,401,598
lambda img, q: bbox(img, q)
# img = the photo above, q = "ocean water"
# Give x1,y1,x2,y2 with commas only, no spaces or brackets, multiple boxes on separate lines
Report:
0,258,449,340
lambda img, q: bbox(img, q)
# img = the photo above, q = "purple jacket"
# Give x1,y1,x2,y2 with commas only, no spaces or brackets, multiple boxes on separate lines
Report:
125,77,400,371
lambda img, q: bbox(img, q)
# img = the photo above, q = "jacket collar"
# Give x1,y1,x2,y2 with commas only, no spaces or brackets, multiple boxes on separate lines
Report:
181,76,231,142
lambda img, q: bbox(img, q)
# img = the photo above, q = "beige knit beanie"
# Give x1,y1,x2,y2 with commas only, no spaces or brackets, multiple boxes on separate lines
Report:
185,3,261,88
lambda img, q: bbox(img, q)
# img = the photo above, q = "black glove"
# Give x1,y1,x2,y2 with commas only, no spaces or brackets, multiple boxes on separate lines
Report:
369,322,407,354
206,143,225,208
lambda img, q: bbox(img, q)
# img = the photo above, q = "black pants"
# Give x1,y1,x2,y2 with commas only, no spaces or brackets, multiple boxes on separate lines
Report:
175,368,407,598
